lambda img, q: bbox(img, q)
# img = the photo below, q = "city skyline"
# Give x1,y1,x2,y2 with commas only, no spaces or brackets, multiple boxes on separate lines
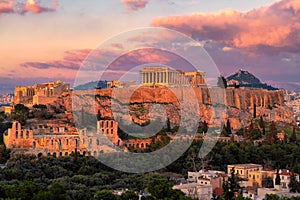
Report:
1,0,300,94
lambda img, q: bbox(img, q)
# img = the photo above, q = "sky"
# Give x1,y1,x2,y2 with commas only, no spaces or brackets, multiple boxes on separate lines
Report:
1,0,300,93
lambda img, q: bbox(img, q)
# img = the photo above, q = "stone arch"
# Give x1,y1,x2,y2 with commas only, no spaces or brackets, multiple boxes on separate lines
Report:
59,152,63,156
58,139,62,150
83,151,86,156
53,152,57,157
47,152,51,156
65,152,68,156
37,152,43,158
141,143,144,148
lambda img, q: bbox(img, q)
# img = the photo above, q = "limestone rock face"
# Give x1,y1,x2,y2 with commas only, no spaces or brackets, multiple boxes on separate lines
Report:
63,87,292,130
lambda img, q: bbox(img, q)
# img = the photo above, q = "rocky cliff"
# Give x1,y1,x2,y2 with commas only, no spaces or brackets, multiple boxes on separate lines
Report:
59,87,293,130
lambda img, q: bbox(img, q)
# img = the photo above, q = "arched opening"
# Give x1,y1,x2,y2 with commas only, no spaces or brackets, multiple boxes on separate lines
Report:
111,121,113,128
20,132,23,139
59,152,62,156
37,153,43,158
96,139,100,146
26,131,29,139
141,143,144,148
58,140,62,150
136,143,139,148
47,152,51,156
15,131,18,139
75,139,79,148
83,151,86,156
65,152,68,156
106,121,109,128
32,141,36,149
53,152,57,157
93,151,97,157
117,140,120,146
66,139,69,145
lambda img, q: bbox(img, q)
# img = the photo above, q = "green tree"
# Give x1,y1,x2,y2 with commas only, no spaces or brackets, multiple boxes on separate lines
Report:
222,168,240,200
226,120,232,135
120,190,139,200
289,172,300,193
253,104,257,119
94,189,116,200
11,104,29,125
266,121,278,144
259,116,266,135
147,178,191,200
265,194,280,200
166,118,171,132
275,168,281,186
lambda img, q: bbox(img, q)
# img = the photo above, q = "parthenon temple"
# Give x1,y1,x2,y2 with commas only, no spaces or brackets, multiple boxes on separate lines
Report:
140,66,205,87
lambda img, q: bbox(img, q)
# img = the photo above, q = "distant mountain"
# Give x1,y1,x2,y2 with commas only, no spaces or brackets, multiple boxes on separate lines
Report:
226,69,278,90
74,81,108,90
265,80,300,92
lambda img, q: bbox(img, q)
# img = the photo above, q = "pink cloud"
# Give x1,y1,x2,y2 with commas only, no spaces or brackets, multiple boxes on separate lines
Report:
151,0,300,54
0,0,13,14
0,0,58,15
21,49,92,70
24,0,57,14
121,0,149,11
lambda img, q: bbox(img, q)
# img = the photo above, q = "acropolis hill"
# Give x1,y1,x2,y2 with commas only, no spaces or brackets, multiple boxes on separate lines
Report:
4,77,295,157
69,86,292,130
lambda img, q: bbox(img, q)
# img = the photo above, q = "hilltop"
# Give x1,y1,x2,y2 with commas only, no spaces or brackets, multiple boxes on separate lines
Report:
227,69,278,90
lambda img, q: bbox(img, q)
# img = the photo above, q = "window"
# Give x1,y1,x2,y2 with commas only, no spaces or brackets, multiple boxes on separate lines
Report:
66,139,69,145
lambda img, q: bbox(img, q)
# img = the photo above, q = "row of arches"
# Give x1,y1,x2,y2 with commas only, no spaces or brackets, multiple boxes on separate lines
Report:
36,150,105,158
125,142,150,149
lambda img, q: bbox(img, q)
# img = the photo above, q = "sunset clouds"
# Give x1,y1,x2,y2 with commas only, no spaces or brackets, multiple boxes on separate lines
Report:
121,0,149,11
0,0,58,15
151,0,300,54
21,49,92,70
